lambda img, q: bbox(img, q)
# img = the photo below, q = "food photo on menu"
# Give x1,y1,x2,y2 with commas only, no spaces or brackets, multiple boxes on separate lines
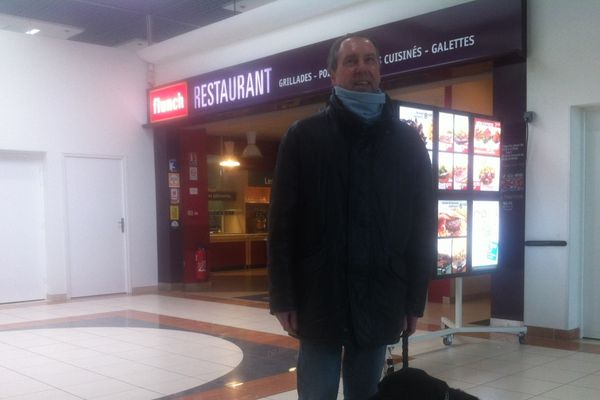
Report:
437,237,467,275
474,118,501,156
453,153,468,190
453,114,469,153
438,152,453,190
438,112,454,152
437,238,453,275
437,200,467,238
400,106,433,150
474,155,500,191
451,238,467,273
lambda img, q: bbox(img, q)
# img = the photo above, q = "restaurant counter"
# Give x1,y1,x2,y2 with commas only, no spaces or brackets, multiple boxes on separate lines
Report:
208,233,267,270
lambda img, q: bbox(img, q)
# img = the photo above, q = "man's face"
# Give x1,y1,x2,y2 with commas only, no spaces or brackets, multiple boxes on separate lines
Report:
331,37,381,92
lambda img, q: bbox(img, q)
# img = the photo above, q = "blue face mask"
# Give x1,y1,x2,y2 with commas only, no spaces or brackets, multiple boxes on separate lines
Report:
334,86,386,123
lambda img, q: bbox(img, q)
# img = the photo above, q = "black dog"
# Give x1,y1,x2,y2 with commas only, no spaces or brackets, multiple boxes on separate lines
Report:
369,367,479,400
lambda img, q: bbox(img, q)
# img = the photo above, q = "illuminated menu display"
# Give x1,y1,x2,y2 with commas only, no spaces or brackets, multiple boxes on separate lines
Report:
401,104,502,278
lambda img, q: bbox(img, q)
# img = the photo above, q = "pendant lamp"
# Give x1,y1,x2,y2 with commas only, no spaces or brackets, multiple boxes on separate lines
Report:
242,131,262,158
219,140,240,167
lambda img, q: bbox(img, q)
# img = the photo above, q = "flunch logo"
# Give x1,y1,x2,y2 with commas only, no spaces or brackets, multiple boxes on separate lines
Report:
148,81,188,123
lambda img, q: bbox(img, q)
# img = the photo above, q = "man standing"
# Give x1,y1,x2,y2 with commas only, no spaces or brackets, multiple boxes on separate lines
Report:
268,34,436,399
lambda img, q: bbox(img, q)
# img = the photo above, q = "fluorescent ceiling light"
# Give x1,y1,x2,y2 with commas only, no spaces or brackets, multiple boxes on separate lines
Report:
25,28,40,35
0,12,83,40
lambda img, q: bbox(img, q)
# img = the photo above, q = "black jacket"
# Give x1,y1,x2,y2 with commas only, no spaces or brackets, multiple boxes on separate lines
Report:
268,93,436,347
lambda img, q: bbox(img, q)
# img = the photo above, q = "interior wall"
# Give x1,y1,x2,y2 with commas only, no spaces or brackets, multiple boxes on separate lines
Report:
526,0,600,331
0,31,157,296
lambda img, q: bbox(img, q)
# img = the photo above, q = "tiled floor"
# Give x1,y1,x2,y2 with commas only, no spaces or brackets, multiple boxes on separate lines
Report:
0,269,599,399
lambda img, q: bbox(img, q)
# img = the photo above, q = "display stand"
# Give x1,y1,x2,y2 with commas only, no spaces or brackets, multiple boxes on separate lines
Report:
408,277,527,346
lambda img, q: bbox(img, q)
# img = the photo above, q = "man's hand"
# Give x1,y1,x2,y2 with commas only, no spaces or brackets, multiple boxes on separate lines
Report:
275,310,298,337
403,315,419,337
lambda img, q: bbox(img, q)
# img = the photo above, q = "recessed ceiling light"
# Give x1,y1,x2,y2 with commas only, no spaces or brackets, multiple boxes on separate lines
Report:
25,28,40,35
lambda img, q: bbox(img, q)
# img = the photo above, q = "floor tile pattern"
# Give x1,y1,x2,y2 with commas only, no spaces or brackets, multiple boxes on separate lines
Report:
0,272,599,400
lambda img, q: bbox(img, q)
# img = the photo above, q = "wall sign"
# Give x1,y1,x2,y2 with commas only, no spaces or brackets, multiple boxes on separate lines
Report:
148,81,189,123
168,173,180,188
146,0,524,124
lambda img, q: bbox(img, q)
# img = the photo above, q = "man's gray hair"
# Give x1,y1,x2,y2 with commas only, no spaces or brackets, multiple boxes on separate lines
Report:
326,34,381,73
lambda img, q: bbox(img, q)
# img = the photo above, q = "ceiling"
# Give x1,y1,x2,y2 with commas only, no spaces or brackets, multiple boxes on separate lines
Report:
0,0,276,49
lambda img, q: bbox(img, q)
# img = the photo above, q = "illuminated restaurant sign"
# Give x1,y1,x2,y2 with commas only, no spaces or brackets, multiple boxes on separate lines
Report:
148,81,188,123
146,0,524,124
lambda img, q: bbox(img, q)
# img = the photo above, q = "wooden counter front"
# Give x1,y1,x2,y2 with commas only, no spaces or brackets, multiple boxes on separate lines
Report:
208,233,267,270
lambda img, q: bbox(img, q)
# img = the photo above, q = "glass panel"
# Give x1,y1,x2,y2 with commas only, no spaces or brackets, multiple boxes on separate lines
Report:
472,201,499,268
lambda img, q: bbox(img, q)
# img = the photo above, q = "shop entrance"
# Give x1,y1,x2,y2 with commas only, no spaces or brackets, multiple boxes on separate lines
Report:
177,69,495,304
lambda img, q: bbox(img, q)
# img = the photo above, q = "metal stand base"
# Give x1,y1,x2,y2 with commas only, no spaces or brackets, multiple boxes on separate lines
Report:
402,277,527,349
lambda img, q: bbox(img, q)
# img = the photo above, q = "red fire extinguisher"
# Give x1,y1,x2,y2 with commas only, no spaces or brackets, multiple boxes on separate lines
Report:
194,247,208,282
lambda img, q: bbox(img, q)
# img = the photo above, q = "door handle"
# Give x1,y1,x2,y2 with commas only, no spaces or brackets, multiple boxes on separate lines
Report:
118,217,125,233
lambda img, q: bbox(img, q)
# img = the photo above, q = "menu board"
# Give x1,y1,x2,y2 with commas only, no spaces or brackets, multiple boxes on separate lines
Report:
399,104,502,278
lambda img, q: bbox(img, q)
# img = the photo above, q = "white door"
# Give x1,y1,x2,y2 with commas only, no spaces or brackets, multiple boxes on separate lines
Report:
0,152,46,303
583,108,600,339
65,156,127,297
